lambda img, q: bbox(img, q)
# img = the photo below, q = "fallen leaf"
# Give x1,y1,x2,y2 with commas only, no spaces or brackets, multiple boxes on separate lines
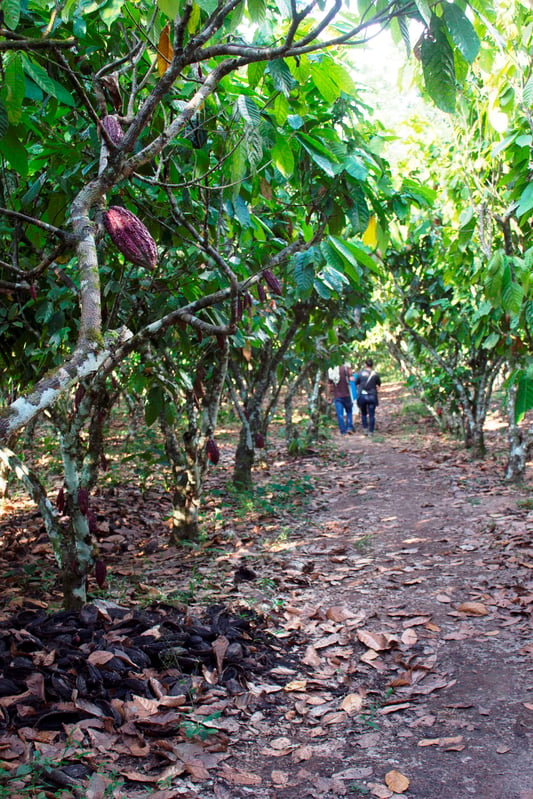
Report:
368,782,393,798
219,765,262,785
271,770,289,786
385,770,410,793
340,693,364,715
326,606,355,622
418,735,464,748
284,679,308,692
456,601,488,616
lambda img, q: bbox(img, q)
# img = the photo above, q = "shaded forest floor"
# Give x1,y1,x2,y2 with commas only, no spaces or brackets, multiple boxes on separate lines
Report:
0,383,532,799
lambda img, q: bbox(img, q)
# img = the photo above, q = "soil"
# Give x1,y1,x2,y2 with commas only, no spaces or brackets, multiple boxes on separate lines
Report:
194,383,533,799
1,382,532,799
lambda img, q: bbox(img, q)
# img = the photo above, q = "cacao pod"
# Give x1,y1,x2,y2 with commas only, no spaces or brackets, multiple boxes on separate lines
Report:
87,511,98,534
56,487,66,514
262,269,283,296
101,114,124,146
95,559,107,588
216,333,227,350
254,432,265,449
29,284,37,301
206,438,220,465
78,488,90,516
257,282,267,303
103,206,157,270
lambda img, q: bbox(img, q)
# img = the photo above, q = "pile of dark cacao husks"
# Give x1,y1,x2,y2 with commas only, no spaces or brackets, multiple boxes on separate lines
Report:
0,600,277,735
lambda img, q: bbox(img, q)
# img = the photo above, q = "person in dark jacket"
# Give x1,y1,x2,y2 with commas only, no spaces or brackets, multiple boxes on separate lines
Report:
355,358,381,435
328,363,354,435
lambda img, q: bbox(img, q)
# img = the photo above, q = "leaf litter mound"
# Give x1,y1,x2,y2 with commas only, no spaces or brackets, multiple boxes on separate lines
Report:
0,598,285,792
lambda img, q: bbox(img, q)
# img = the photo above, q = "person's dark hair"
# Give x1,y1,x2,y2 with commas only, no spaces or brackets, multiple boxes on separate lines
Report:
365,358,373,367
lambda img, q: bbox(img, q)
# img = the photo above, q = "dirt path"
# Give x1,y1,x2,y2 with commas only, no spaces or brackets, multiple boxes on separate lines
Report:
199,385,533,799
1,384,531,799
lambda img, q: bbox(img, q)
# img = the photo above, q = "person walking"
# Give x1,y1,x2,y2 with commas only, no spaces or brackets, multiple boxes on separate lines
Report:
356,358,381,436
328,363,354,435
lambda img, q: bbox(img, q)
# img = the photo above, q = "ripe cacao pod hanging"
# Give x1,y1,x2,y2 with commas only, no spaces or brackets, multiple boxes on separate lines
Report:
56,487,66,514
254,432,265,449
262,269,283,296
95,559,107,588
78,488,90,516
103,206,157,270
257,282,266,303
206,438,220,465
101,114,124,146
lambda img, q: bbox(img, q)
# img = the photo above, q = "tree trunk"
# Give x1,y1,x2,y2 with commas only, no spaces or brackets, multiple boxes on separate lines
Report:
505,382,529,481
233,426,255,491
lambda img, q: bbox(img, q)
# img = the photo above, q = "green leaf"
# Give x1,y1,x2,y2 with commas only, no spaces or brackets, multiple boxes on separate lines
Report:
523,76,533,107
100,0,126,27
21,172,48,209
311,63,340,104
145,386,164,427
296,132,339,177
293,251,315,295
3,53,25,124
344,153,368,181
420,16,456,113
516,182,533,218
3,0,20,30
247,0,267,23
247,61,265,89
267,60,295,97
273,93,289,125
442,4,480,64
0,127,28,175
414,0,432,26
158,0,182,18
481,331,500,350
272,135,294,177
236,95,261,126
502,281,524,315
347,188,370,234
515,375,533,423
22,57,75,107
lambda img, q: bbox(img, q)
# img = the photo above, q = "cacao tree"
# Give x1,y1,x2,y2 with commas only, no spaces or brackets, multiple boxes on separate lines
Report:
0,0,490,604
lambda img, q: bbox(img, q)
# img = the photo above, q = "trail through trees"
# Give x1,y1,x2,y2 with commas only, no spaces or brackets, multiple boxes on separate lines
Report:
0,384,531,798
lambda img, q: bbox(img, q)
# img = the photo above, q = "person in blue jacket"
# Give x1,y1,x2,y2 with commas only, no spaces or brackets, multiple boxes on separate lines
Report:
355,358,381,435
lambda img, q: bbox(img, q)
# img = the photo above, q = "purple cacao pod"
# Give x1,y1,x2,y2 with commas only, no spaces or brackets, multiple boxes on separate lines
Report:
254,432,265,449
101,114,124,146
87,511,98,534
56,487,66,514
95,559,107,588
206,438,220,465
257,282,267,303
78,488,90,516
262,269,283,296
103,206,157,270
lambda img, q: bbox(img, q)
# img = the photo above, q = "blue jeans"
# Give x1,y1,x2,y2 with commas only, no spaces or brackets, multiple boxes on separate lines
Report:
359,399,376,433
334,396,353,434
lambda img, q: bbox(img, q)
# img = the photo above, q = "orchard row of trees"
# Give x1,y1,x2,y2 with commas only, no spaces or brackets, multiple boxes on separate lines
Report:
0,0,532,607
